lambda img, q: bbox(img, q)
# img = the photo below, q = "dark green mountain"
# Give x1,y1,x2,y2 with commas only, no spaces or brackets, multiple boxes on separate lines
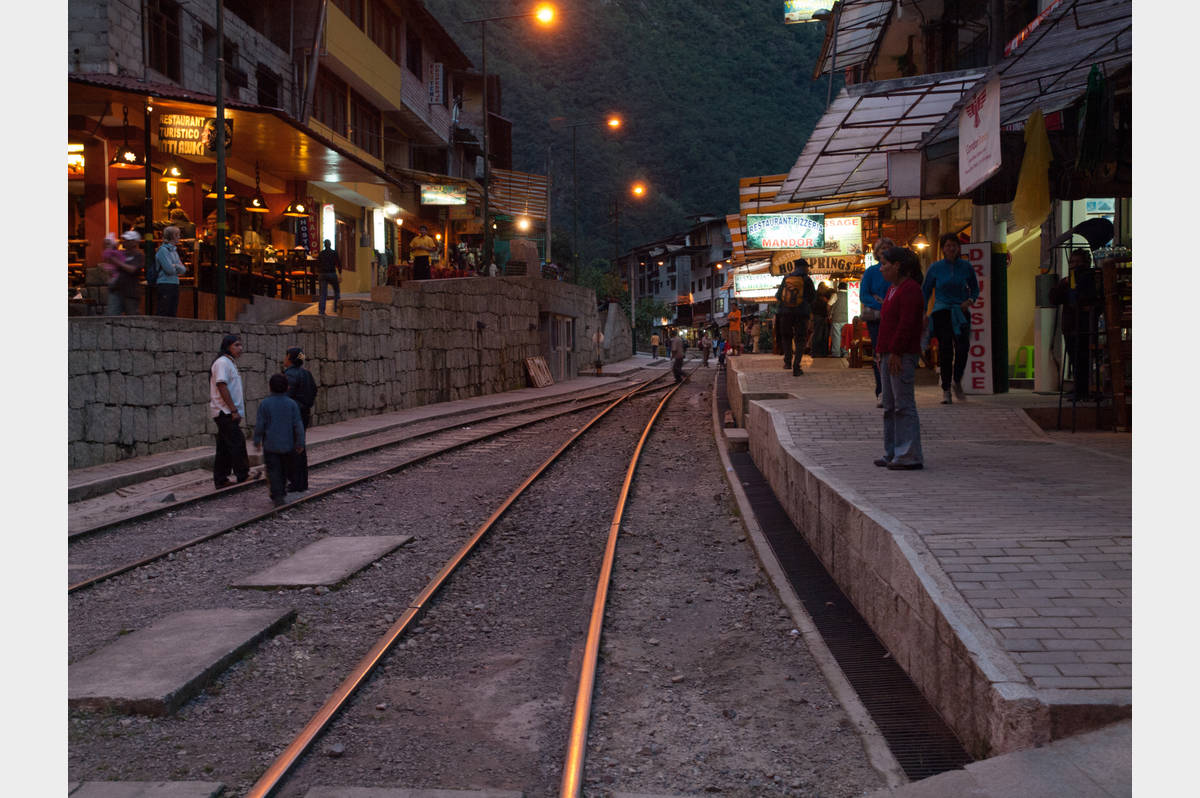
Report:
424,0,829,265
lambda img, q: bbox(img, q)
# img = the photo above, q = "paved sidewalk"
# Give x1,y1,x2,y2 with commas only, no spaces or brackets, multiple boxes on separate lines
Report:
728,354,1130,752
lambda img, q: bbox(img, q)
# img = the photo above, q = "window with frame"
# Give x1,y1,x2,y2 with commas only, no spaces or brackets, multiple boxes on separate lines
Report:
147,0,181,82
405,26,423,76
313,68,347,136
370,1,403,65
333,0,364,30
256,64,280,109
349,91,381,158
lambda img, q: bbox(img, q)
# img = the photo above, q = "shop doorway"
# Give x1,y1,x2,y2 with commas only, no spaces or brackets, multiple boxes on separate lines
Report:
540,313,574,381
335,216,355,273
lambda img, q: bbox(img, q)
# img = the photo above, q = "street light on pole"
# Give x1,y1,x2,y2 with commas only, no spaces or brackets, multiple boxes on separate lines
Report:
565,114,622,276
611,180,647,354
465,3,557,270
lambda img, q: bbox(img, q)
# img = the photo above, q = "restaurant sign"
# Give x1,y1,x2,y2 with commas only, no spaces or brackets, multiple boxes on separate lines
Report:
784,1,834,24
158,114,233,156
746,213,824,250
734,272,784,300
421,184,467,205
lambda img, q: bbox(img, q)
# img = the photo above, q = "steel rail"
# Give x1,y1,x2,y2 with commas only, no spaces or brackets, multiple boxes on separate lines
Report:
243,371,669,798
68,375,673,594
559,370,692,797
69,377,651,540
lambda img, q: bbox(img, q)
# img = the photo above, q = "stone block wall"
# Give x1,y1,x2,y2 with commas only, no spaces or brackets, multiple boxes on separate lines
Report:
68,276,608,469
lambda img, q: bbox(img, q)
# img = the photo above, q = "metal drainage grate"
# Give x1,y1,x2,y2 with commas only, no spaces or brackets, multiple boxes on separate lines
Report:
717,370,973,781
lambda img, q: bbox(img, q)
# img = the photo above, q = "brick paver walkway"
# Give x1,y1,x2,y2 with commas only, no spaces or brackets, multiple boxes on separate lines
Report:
731,355,1131,692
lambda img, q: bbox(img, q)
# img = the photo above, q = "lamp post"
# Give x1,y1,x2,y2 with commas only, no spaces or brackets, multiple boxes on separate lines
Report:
610,181,647,353
566,114,622,274
215,0,228,320
465,3,556,269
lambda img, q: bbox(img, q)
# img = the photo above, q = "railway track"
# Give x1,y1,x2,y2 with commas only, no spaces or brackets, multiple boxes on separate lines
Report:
68,373,672,592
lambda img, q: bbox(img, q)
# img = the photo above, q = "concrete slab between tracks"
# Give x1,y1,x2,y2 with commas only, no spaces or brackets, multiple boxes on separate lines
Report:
727,355,1131,759
232,535,413,589
68,608,295,715
67,783,225,797
68,360,654,503
864,719,1130,797
303,788,523,797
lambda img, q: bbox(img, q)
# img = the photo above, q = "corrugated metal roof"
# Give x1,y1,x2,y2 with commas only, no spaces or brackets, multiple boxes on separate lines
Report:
776,68,987,202
813,0,894,78
922,0,1132,147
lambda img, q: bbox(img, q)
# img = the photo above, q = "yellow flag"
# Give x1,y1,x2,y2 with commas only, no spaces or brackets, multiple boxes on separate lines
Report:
1012,109,1052,232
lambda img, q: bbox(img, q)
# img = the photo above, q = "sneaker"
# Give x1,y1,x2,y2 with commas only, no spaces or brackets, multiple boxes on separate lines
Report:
953,382,966,401
793,367,803,376
271,496,286,507
886,462,924,471
782,360,791,370
214,479,232,490
876,395,883,408
873,457,891,467
941,391,952,404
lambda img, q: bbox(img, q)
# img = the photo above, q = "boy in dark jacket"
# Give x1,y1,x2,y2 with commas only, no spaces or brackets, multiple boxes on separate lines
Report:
253,373,306,506
282,347,318,491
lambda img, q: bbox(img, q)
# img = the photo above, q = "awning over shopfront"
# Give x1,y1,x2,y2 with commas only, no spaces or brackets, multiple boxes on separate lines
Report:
921,0,1132,147
775,68,987,203
489,167,549,221
812,0,894,78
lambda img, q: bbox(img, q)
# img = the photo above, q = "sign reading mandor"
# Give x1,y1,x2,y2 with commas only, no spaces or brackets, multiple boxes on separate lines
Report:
746,213,825,250
158,114,233,156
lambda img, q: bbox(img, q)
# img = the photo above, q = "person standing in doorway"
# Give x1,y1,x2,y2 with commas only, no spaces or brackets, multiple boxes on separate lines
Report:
211,334,251,488
318,239,342,316
253,373,306,506
1048,248,1099,401
774,259,816,376
282,346,318,492
670,329,685,383
861,238,894,407
923,233,979,404
875,247,925,470
410,225,438,280
153,226,187,317
650,331,661,360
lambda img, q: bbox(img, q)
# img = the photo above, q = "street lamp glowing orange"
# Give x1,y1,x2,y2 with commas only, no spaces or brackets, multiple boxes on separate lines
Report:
607,115,622,129
631,182,646,197
534,3,555,24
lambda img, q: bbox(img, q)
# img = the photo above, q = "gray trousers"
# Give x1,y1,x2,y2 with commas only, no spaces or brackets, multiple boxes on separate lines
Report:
880,353,923,466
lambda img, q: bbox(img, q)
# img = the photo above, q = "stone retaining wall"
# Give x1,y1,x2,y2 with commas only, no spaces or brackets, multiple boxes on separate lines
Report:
68,277,619,469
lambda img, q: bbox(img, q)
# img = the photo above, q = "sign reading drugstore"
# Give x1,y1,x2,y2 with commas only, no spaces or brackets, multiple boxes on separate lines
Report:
746,213,825,250
158,114,233,156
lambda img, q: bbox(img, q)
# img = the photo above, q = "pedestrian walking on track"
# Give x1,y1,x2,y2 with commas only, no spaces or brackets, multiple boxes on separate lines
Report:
210,334,251,488
650,332,660,360
282,346,318,492
670,329,685,383
253,373,306,506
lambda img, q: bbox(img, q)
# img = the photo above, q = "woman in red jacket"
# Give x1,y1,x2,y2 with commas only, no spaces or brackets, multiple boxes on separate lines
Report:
874,247,925,470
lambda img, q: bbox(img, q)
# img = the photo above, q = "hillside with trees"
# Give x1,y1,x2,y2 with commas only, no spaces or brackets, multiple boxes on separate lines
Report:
424,0,831,268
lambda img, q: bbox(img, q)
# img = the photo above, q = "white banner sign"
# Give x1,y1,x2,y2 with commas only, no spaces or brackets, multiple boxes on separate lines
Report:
734,272,784,300
963,242,992,394
958,76,1001,194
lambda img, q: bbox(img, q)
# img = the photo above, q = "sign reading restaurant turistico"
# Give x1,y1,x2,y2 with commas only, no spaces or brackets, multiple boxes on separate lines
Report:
158,114,233,156
746,213,825,250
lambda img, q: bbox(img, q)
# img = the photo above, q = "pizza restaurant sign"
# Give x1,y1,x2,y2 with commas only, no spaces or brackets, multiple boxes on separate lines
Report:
158,114,233,156
746,213,825,250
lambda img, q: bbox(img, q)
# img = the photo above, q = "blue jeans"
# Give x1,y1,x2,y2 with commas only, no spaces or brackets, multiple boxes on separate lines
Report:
866,319,881,396
880,353,923,466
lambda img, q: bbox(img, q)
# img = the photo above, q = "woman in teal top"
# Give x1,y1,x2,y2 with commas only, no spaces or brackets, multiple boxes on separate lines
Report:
154,225,188,317
922,234,979,404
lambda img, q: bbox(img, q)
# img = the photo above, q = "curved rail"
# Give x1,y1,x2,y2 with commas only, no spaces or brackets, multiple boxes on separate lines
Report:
243,373,668,798
559,370,691,796
69,374,672,594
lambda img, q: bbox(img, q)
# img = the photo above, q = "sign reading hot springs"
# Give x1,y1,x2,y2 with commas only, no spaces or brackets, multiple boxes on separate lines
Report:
746,213,825,250
158,114,232,156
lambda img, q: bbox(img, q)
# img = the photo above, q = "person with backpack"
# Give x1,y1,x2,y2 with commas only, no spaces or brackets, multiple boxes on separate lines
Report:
282,346,318,492
774,259,816,376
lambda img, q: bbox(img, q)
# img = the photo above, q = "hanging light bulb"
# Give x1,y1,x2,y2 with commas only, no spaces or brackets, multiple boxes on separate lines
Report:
283,185,308,218
159,161,189,182
108,106,144,170
206,183,236,199
245,161,269,213
909,196,930,250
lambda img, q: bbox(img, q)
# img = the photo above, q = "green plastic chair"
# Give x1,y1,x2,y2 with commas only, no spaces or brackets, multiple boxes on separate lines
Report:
1013,345,1034,379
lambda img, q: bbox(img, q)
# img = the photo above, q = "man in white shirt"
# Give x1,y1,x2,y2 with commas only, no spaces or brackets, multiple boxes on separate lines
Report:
211,333,251,488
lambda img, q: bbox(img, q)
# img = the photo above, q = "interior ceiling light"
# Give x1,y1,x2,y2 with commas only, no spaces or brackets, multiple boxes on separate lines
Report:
909,196,929,250
108,105,144,169
164,197,182,212
206,183,236,199
245,161,269,213
159,162,189,182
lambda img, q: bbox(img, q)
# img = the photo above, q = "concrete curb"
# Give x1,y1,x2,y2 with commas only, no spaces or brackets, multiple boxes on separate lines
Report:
708,368,908,788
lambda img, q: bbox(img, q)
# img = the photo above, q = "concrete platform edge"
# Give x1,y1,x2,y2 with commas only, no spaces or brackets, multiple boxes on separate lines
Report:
709,368,907,788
